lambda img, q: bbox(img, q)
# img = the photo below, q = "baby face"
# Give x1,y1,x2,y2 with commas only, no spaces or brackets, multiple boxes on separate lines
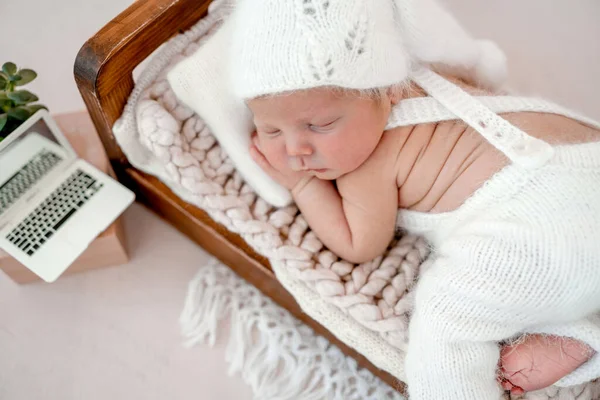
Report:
248,87,394,180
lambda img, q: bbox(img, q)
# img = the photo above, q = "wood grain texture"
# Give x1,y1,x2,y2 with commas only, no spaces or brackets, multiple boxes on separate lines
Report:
74,0,212,171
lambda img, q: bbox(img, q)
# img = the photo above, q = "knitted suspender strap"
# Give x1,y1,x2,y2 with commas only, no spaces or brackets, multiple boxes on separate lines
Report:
387,96,600,129
409,66,555,169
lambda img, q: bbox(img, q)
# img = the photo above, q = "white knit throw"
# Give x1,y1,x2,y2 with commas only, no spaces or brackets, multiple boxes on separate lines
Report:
180,258,405,400
112,4,600,399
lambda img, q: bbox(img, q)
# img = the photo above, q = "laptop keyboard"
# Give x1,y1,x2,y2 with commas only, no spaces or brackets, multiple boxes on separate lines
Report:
0,149,62,215
5,169,103,256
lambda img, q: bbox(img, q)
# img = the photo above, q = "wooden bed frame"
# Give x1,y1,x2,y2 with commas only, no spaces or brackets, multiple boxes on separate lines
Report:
74,0,404,393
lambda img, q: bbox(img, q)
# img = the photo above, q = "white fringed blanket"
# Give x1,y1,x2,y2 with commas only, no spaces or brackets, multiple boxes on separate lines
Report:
112,4,599,399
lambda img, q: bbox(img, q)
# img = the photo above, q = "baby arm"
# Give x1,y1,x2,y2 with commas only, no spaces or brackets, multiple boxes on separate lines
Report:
292,165,397,263
251,132,400,263
299,132,402,263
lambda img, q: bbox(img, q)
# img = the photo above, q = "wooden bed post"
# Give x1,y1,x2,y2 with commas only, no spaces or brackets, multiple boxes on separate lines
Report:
74,0,212,177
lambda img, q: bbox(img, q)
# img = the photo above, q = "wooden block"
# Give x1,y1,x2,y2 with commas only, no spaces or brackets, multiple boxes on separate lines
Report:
0,111,130,284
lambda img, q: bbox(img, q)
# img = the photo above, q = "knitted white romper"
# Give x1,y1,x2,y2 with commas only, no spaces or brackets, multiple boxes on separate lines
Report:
390,68,600,400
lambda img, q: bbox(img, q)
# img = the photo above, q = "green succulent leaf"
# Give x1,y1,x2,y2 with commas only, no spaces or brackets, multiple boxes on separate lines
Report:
7,90,38,105
2,62,17,76
15,69,37,86
23,104,48,115
0,92,9,109
0,98,12,112
7,107,31,121
0,63,43,125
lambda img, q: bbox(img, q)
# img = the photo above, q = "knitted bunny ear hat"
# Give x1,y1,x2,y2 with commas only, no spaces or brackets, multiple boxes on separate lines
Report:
229,0,508,100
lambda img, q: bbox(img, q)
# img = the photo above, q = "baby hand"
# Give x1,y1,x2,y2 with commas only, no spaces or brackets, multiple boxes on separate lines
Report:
249,133,310,191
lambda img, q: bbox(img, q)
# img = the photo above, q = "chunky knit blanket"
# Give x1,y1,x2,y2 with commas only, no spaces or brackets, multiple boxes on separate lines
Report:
112,4,599,399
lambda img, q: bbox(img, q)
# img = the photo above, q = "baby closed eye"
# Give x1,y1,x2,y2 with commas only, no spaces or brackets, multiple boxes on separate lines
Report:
309,117,341,133
261,129,281,138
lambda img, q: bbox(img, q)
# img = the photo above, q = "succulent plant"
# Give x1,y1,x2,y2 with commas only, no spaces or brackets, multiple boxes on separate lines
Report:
0,62,47,142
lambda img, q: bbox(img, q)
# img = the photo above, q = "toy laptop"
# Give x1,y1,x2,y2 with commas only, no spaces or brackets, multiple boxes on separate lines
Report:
0,110,134,282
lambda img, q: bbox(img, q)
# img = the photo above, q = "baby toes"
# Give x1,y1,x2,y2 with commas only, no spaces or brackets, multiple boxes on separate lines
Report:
500,344,536,391
500,334,594,393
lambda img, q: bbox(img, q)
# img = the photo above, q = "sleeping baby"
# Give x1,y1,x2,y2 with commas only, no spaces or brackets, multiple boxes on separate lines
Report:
225,0,600,398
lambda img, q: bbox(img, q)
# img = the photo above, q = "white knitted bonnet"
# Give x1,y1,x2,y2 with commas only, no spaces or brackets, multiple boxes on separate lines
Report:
229,0,507,99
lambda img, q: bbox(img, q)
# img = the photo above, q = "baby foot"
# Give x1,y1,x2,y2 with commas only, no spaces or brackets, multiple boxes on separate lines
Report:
498,334,595,396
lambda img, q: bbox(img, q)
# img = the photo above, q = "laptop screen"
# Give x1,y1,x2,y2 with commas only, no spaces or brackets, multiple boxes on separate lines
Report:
0,117,67,216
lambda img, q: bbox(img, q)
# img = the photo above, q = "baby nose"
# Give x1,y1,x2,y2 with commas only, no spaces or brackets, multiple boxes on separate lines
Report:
285,136,313,157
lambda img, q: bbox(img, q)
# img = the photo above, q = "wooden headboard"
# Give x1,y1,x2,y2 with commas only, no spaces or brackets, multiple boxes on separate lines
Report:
74,0,212,177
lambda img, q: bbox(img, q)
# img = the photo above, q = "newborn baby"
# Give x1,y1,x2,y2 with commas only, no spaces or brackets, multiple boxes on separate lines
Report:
247,74,599,398
227,0,600,398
